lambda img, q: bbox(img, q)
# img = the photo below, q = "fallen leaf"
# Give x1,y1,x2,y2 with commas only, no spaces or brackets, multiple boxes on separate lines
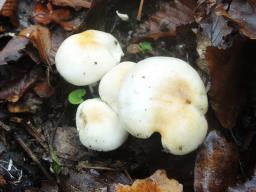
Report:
51,0,92,9
133,1,195,40
60,169,130,192
0,0,19,27
53,127,87,161
198,7,232,49
194,130,239,192
19,25,52,65
227,177,256,192
194,0,217,23
0,36,29,65
0,175,6,186
206,39,248,128
0,67,42,102
7,92,42,113
216,0,256,39
115,170,183,192
33,80,54,98
32,2,76,31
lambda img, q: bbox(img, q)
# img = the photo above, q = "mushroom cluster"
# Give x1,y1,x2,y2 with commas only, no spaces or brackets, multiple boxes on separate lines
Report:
55,30,208,155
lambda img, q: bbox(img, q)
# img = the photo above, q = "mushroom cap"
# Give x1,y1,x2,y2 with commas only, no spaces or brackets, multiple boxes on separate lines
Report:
76,98,128,151
99,61,135,111
55,30,124,86
118,57,208,154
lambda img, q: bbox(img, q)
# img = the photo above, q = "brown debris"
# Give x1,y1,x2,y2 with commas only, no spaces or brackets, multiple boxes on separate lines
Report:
216,0,256,39
207,39,247,128
0,0,19,27
227,177,256,192
50,0,92,9
115,170,183,192
194,130,239,192
0,36,30,65
0,67,42,102
19,25,52,65
32,2,77,31
133,1,195,40
33,80,54,98
0,175,6,186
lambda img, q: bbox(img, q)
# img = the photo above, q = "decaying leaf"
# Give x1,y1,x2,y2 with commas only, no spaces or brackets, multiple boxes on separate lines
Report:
0,67,42,102
60,169,130,192
53,127,87,161
216,0,256,39
0,0,19,27
194,0,217,23
19,25,52,65
33,80,54,98
51,0,92,9
133,1,195,40
227,177,256,192
0,175,6,186
0,36,29,65
207,39,248,128
7,92,42,113
115,170,183,192
194,130,239,192
32,2,77,31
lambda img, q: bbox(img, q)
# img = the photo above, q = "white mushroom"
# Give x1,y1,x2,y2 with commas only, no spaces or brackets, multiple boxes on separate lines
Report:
118,57,208,155
99,61,135,111
76,98,128,151
55,30,124,86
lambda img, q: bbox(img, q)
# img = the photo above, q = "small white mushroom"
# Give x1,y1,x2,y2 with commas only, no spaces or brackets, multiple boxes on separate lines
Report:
99,61,135,111
118,57,208,155
76,98,128,151
55,30,124,86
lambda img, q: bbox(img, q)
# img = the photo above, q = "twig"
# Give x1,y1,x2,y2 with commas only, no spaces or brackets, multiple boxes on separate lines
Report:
0,120,11,132
15,135,55,183
137,0,145,21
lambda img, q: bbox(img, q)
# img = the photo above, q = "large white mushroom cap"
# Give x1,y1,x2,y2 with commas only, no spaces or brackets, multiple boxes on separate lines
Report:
99,61,135,111
118,57,208,155
55,30,124,86
76,98,128,151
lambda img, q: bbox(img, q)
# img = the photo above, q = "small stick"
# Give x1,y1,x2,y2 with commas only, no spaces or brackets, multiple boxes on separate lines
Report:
0,121,11,132
137,0,145,21
15,135,55,183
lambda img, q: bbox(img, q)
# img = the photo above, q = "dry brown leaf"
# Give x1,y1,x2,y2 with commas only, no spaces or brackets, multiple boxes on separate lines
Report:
0,0,19,27
133,1,195,40
19,25,52,65
194,130,239,192
0,36,29,65
115,170,183,192
0,67,42,102
51,0,92,9
216,0,256,39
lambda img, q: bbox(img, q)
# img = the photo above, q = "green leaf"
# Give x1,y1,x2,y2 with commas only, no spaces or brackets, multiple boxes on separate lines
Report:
68,89,86,104
49,146,62,175
139,41,153,53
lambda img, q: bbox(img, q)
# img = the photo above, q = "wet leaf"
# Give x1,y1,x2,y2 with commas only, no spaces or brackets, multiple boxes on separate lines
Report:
60,169,130,192
19,25,52,65
32,2,76,31
216,0,256,39
51,0,92,9
0,0,19,27
0,67,42,102
133,1,195,40
194,130,239,192
53,127,87,161
227,177,256,192
206,39,248,128
115,170,183,192
68,89,86,105
33,80,54,98
0,36,30,65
